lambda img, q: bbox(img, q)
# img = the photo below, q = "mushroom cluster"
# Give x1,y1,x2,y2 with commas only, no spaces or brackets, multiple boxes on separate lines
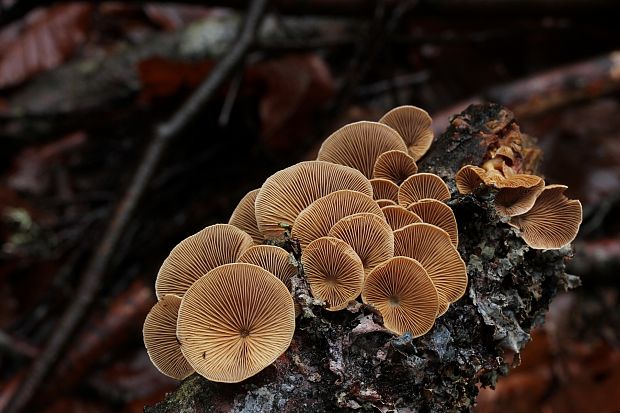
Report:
143,104,582,385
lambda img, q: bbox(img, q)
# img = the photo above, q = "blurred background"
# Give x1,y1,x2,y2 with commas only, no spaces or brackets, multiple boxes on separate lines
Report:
0,1,619,412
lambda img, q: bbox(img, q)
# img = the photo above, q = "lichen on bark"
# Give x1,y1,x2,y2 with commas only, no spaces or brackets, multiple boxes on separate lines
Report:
145,103,576,413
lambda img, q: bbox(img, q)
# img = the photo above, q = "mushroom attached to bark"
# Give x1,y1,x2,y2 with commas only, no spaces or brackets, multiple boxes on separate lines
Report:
317,121,407,178
493,174,544,217
328,212,394,275
381,205,422,231
509,184,582,249
302,236,365,311
155,224,254,299
373,150,418,185
398,173,451,207
362,256,438,336
370,178,399,202
378,105,434,161
394,223,467,310
291,189,384,249
237,245,296,289
177,263,295,383
455,165,489,194
228,189,263,244
255,160,372,238
407,199,458,247
143,294,194,380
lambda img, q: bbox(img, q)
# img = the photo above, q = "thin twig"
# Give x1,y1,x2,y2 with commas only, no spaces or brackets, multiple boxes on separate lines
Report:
2,0,268,411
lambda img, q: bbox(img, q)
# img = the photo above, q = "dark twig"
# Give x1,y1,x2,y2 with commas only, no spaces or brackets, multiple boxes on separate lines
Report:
2,0,268,411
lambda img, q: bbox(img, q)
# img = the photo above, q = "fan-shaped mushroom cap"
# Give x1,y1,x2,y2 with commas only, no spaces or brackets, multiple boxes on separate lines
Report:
328,212,394,275
377,199,397,207
291,190,384,250
362,256,438,336
370,178,399,202
237,245,296,289
177,263,295,383
407,199,458,247
155,224,254,299
398,173,451,207
373,150,418,185
509,184,582,249
437,301,449,317
143,294,194,380
493,174,544,217
394,223,467,307
378,106,434,161
455,165,488,194
317,121,407,178
302,237,365,311
255,161,372,238
228,189,263,244
381,205,422,231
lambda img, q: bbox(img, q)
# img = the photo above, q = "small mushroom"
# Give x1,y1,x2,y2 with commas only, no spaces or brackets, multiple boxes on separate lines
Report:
407,199,458,247
362,256,438,336
254,161,372,238
398,173,451,207
493,174,544,217
143,294,194,380
377,199,397,207
237,245,296,289
370,178,399,202
381,205,422,231
155,224,254,299
509,184,582,249
327,212,394,275
303,236,365,311
177,263,295,383
291,189,384,250
394,223,467,309
372,150,418,185
229,189,263,244
455,165,488,194
317,121,407,178
378,106,434,161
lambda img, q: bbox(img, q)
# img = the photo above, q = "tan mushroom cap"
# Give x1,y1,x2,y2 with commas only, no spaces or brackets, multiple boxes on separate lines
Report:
493,174,544,217
377,199,397,207
302,237,365,311
291,189,384,250
398,173,451,207
237,245,296,289
394,223,467,307
381,205,422,231
255,161,373,238
229,189,263,244
143,294,194,380
437,301,449,318
407,199,458,247
373,150,418,185
155,224,254,299
328,212,394,275
370,178,399,202
455,165,488,194
378,106,434,161
177,263,295,383
509,184,582,249
317,121,408,178
362,256,438,336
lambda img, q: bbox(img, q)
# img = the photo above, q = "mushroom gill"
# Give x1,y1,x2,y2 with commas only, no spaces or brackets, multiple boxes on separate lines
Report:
455,165,488,194
493,174,544,217
372,150,418,185
370,178,399,202
381,205,422,231
228,189,263,244
237,245,296,289
407,199,458,247
398,173,451,207
378,105,434,161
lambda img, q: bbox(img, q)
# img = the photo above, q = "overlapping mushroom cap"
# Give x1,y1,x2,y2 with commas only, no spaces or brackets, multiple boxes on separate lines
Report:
362,256,438,336
155,224,254,299
302,236,365,311
317,121,407,178
407,199,458,247
455,165,489,194
493,174,544,217
177,263,295,383
228,189,263,244
370,178,399,202
398,173,451,207
381,205,422,231
378,106,434,160
143,294,194,380
237,245,296,289
509,184,582,249
373,150,418,185
255,161,373,238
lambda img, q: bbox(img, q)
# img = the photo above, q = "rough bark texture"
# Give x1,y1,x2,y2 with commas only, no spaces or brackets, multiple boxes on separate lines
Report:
145,103,577,413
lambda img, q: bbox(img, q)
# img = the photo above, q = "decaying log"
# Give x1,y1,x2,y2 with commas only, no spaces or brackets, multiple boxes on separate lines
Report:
145,103,578,413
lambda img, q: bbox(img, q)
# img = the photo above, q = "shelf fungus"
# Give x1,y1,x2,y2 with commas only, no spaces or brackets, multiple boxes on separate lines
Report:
378,105,434,161
381,205,422,231
372,150,418,185
398,173,451,207
228,188,263,244
177,263,295,383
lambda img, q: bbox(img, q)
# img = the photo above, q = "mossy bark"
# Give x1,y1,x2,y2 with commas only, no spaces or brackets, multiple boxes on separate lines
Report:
145,103,576,413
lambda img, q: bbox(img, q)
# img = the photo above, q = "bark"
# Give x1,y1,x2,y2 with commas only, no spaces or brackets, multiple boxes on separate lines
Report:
145,103,578,413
